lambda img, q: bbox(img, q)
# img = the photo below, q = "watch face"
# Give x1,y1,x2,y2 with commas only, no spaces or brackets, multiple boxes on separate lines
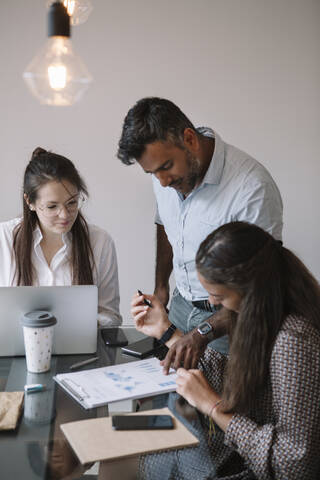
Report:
198,322,212,334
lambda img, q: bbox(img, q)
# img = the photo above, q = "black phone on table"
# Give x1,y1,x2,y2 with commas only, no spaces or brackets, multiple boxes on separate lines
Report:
112,414,174,430
100,328,128,347
121,337,167,359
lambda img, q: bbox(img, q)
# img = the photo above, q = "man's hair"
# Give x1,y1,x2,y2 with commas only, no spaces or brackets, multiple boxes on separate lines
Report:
117,97,196,165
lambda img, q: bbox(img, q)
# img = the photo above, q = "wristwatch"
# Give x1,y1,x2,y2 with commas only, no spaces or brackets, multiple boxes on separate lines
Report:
197,321,215,342
159,323,177,344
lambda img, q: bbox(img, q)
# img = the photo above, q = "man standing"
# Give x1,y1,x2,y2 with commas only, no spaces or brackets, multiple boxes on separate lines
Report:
117,97,282,364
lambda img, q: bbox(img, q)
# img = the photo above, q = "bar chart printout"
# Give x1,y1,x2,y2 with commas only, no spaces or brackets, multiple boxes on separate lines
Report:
54,357,177,408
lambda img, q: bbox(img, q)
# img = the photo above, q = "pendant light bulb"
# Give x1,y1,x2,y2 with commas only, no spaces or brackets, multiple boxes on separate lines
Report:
47,0,93,26
23,2,92,106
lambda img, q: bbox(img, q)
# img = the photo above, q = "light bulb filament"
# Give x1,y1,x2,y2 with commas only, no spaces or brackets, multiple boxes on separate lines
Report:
48,65,67,90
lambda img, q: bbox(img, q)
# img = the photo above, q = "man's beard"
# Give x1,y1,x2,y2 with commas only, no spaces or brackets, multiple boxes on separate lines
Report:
185,150,202,192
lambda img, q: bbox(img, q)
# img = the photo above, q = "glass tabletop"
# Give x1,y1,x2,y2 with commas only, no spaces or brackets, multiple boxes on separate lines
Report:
0,327,147,480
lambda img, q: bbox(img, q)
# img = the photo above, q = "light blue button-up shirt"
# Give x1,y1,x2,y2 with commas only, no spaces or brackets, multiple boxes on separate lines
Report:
152,128,283,301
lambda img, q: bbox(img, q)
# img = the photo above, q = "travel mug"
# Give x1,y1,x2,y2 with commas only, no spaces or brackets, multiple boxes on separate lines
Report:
21,311,57,373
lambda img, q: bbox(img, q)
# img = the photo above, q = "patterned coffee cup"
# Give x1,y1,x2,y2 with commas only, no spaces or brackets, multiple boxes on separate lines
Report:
21,311,57,373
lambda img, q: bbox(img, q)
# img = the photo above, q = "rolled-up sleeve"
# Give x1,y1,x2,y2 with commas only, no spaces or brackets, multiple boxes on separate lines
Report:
154,203,163,225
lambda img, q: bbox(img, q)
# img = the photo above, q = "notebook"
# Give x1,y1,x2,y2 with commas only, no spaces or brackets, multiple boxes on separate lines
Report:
0,285,98,356
61,407,199,464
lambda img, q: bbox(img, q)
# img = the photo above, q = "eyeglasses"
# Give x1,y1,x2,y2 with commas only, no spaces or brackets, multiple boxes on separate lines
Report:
36,195,85,217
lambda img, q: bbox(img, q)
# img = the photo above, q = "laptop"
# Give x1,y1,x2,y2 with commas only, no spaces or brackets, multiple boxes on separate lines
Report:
0,286,98,356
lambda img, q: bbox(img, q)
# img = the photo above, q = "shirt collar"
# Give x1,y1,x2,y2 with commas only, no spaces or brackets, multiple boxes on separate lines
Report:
33,223,72,250
196,127,225,186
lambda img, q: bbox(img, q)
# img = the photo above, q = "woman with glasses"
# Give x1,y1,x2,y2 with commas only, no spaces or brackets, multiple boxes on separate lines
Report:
128,221,320,480
0,147,122,326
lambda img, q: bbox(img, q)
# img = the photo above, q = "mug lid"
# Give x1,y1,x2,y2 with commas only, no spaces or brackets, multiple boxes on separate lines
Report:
20,311,57,328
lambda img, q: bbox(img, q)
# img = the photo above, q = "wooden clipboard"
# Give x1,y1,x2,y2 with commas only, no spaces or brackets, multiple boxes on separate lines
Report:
60,407,199,464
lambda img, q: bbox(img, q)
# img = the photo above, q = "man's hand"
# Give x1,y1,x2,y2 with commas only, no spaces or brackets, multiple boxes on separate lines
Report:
131,292,171,339
161,328,209,374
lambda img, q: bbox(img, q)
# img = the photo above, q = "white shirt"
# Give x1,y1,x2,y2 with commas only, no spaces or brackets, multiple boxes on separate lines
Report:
153,128,283,301
0,218,122,327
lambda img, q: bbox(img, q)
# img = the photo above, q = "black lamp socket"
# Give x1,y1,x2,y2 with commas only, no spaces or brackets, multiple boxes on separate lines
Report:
48,1,70,37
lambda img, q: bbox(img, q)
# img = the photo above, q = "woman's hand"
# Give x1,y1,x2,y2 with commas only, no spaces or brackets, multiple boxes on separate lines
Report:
131,292,171,339
176,368,233,432
175,368,219,416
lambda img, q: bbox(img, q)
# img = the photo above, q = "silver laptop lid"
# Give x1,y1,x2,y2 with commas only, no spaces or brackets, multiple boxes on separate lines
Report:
0,286,98,356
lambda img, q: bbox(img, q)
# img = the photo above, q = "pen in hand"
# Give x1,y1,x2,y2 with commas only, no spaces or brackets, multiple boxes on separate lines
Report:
137,289,153,308
70,356,99,371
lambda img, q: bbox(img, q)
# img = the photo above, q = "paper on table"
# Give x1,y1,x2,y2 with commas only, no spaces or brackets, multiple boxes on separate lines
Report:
54,357,177,409
0,392,24,430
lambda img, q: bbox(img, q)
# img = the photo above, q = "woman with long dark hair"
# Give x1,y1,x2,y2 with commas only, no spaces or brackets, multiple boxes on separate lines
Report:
130,221,320,479
0,147,121,326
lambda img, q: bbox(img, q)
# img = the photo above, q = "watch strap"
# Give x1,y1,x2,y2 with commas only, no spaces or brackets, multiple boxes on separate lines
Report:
206,328,215,342
159,324,177,344
197,321,215,342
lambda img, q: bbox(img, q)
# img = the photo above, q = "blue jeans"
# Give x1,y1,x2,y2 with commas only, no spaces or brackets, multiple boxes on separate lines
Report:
168,288,229,355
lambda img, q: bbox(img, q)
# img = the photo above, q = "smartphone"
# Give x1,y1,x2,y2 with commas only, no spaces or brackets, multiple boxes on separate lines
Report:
100,328,128,347
121,337,167,359
112,414,174,430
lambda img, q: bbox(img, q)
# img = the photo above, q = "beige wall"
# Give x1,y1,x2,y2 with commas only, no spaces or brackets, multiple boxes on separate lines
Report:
1,0,319,323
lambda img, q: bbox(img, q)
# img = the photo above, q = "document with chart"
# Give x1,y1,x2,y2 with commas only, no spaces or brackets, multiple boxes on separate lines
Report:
54,357,177,409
